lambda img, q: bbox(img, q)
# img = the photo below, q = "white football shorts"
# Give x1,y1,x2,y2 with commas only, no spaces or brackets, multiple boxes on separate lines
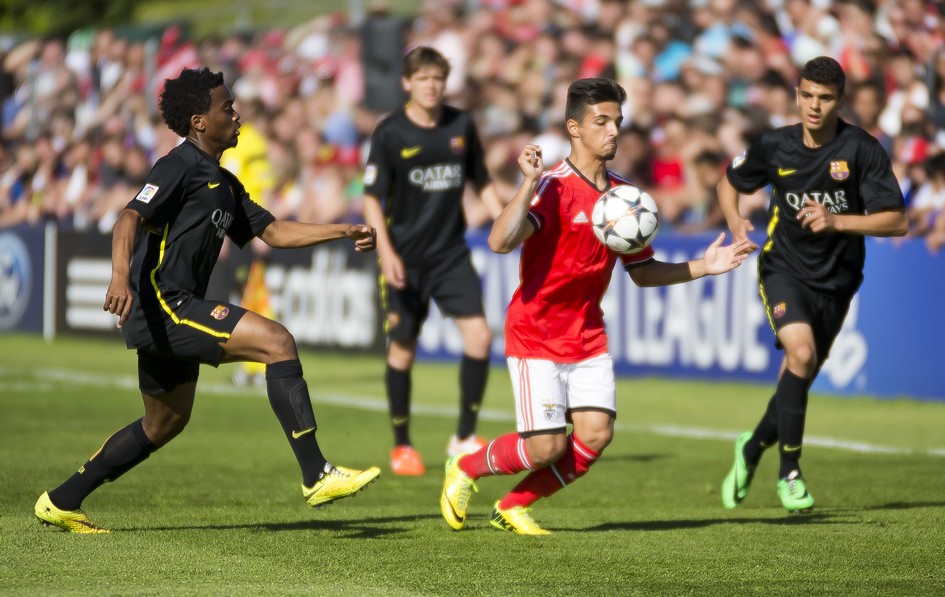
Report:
506,353,617,433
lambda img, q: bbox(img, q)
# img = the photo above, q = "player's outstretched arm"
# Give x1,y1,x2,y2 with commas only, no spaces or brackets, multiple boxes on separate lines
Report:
628,232,752,287
104,208,143,328
797,199,908,237
488,144,543,254
259,220,376,252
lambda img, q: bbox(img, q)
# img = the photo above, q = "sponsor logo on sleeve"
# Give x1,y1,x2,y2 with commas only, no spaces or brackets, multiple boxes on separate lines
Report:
364,164,378,186
134,184,160,204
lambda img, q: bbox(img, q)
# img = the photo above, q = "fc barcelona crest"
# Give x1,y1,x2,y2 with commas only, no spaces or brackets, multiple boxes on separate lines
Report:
210,305,230,320
830,160,849,181
450,136,465,154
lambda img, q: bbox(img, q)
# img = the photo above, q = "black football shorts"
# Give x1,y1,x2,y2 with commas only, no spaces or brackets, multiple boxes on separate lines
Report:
382,251,485,343
130,297,248,394
759,272,852,368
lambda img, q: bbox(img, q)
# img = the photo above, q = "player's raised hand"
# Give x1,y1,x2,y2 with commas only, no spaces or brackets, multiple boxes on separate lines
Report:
518,144,544,181
347,224,377,253
103,275,133,329
702,232,751,275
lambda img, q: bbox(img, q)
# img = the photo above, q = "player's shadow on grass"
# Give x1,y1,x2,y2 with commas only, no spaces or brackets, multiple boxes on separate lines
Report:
140,513,441,538
833,500,945,512
583,513,840,532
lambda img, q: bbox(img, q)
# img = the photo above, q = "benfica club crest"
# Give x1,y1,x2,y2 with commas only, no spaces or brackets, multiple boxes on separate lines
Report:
830,160,850,181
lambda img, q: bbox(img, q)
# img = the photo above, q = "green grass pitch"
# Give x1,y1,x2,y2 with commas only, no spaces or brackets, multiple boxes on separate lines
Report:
1,333,943,595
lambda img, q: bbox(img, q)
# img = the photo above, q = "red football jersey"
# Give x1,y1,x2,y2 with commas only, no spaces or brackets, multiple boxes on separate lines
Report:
504,160,655,362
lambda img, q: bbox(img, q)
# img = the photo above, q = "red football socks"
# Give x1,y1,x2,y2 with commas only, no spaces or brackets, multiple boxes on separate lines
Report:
498,434,599,510
458,433,534,479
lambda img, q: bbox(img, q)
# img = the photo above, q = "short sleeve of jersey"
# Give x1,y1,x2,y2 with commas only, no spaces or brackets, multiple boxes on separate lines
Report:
222,169,276,247
464,118,491,192
527,176,561,231
725,133,771,194
127,154,187,228
859,139,905,213
363,122,393,200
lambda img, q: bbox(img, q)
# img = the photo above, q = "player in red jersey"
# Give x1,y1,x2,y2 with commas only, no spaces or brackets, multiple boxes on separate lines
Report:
439,78,754,534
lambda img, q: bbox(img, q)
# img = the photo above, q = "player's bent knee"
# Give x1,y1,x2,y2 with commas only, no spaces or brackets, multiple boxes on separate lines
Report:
267,324,298,361
786,345,817,376
525,435,568,467
579,430,613,454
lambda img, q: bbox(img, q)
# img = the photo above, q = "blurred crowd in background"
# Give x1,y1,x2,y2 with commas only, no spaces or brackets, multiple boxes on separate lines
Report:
2,0,945,251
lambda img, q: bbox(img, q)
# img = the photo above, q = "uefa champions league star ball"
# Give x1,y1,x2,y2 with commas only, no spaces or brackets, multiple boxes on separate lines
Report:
591,184,660,254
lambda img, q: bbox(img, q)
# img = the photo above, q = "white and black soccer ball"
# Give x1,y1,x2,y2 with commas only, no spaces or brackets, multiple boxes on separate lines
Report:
591,184,660,254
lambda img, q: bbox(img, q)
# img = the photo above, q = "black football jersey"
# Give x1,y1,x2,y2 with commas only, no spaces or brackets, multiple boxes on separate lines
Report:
124,141,275,319
726,120,903,294
364,105,490,266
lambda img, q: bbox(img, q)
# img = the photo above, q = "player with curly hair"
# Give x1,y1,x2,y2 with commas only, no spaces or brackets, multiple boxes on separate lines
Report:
34,68,381,533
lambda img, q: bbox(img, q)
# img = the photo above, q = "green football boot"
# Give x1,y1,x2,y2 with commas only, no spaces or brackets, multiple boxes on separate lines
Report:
721,431,755,509
777,470,815,512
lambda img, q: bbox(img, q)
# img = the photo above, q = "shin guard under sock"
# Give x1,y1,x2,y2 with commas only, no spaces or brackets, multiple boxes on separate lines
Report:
499,434,600,510
266,360,327,486
48,418,157,510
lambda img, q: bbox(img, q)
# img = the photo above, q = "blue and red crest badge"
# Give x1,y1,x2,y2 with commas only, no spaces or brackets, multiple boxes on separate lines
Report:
830,160,849,181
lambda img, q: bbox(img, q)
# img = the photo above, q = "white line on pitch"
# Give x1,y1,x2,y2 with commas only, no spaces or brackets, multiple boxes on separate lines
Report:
6,369,944,458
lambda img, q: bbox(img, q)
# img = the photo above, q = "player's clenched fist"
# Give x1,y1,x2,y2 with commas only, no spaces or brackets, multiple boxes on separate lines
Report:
347,224,377,253
518,144,544,181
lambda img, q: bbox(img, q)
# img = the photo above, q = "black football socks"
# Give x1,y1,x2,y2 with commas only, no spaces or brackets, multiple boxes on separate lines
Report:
457,354,489,439
386,365,412,446
48,418,156,510
744,394,778,469
775,370,810,478
266,360,327,486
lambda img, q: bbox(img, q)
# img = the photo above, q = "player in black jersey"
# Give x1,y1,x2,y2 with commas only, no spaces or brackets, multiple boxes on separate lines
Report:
34,68,380,533
718,57,908,512
363,47,504,475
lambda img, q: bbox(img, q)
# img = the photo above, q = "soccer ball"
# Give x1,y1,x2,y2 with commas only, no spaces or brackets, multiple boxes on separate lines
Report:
591,184,660,254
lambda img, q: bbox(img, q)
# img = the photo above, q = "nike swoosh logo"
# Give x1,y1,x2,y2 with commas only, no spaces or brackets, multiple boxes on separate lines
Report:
291,427,316,439
447,499,465,523
208,182,221,189
778,168,797,176
400,146,422,159
783,444,802,452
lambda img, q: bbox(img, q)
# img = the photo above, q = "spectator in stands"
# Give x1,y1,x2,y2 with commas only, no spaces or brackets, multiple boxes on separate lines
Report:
0,0,942,243
908,152,945,239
